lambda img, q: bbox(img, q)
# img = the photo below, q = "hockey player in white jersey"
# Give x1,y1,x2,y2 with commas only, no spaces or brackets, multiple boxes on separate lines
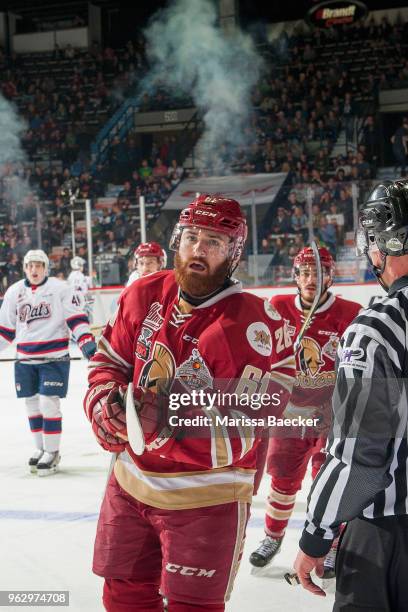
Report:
67,256,94,320
68,256,92,293
126,242,167,286
0,250,96,475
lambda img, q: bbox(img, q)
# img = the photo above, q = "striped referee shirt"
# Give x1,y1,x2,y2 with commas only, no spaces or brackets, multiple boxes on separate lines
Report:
300,275,408,558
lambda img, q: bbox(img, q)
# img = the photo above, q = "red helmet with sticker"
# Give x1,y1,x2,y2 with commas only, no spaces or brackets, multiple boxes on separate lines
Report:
293,246,334,277
169,194,248,274
134,242,167,268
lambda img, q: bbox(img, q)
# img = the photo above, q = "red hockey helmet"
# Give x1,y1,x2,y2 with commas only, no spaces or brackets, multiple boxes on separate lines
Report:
134,242,167,268
293,246,335,278
170,194,248,274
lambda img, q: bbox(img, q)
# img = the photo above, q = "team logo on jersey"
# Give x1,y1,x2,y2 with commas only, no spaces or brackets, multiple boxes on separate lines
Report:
135,327,153,361
246,322,272,356
264,300,281,321
322,335,339,361
143,302,164,332
299,336,324,377
339,347,367,370
175,349,213,392
139,341,176,394
18,302,51,324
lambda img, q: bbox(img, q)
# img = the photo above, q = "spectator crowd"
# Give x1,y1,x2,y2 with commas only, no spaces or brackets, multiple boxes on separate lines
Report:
1,14,408,289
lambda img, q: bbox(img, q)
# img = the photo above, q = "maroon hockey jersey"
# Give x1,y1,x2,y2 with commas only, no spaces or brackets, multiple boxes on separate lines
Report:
270,293,361,411
85,271,296,510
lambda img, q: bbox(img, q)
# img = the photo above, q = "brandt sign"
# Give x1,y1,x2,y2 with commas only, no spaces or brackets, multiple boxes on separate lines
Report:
307,0,368,28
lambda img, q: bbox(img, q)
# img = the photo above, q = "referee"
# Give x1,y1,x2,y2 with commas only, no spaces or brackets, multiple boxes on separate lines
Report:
294,179,408,611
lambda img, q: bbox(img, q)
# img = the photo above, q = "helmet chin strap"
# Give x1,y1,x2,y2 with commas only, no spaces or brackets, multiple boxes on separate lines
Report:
366,251,388,291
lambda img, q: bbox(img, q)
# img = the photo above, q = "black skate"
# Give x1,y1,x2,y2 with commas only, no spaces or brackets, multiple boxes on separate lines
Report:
37,451,61,476
249,536,282,567
28,449,44,474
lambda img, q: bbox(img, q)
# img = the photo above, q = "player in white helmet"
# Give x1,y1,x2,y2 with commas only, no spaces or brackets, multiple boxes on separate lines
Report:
68,256,90,290
67,255,94,320
0,249,96,475
126,242,167,286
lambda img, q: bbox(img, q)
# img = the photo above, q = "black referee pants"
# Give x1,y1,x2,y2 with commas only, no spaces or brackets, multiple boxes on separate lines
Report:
334,515,408,612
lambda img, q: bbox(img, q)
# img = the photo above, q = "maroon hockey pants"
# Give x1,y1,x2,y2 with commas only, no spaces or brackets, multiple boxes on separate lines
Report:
103,580,225,611
94,474,250,611
265,436,326,537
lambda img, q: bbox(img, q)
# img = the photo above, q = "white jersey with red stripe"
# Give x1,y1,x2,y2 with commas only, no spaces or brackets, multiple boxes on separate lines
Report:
0,277,93,359
85,270,296,510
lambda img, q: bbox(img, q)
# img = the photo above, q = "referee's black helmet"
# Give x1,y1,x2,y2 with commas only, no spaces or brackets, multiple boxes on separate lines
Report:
358,179,408,257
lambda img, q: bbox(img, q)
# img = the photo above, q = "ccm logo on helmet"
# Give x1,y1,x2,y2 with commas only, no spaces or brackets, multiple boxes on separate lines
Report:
194,210,217,217
165,563,216,578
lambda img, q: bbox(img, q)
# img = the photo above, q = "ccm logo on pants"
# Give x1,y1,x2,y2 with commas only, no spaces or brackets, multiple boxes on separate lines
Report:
165,563,216,578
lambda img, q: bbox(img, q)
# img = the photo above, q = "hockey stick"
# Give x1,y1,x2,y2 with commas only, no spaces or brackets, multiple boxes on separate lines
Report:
293,241,323,351
0,356,84,362
125,382,145,455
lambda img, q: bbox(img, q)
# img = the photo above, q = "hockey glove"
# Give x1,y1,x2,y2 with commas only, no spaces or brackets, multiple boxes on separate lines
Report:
102,386,128,437
102,385,164,442
79,338,97,360
91,399,127,453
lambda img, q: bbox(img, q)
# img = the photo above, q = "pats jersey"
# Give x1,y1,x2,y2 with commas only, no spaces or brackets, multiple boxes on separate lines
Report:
67,270,92,294
0,277,94,359
270,293,362,411
85,271,296,510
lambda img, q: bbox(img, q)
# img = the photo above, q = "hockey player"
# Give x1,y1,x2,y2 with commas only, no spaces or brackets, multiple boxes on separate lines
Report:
67,256,94,320
67,256,92,293
126,241,167,286
0,250,96,475
249,246,361,571
84,194,296,611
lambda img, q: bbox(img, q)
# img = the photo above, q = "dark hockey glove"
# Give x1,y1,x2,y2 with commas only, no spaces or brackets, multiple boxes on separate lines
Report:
91,399,127,453
79,338,97,360
102,385,164,442
102,386,128,437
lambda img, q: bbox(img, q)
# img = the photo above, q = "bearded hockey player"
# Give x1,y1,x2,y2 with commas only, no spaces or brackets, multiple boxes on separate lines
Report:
127,241,167,286
0,250,96,475
249,246,361,574
84,194,296,612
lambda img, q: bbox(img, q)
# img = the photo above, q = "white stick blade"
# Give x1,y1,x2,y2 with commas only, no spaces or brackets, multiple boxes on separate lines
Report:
126,382,145,455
